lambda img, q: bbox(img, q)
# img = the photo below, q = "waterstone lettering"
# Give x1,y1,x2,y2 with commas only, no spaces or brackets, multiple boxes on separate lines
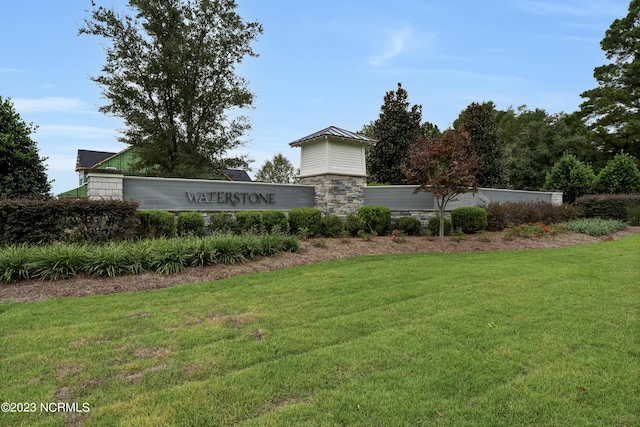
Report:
186,191,276,206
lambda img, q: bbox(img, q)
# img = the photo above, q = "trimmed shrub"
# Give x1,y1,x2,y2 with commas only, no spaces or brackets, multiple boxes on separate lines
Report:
288,208,322,236
262,210,289,234
208,212,236,234
427,216,452,236
575,193,640,220
592,153,640,194
358,205,391,235
626,205,640,226
451,207,487,234
137,210,177,238
177,212,205,237
542,153,595,204
393,217,422,236
482,201,582,231
235,211,264,234
345,214,365,236
320,214,345,237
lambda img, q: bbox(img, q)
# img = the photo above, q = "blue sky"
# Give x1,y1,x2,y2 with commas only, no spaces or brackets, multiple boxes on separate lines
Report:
0,0,629,195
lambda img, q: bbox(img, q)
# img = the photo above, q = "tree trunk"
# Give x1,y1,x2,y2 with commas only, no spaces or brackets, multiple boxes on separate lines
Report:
438,197,446,238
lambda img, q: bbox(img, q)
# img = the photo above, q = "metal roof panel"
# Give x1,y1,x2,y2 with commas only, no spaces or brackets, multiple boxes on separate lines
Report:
289,126,377,146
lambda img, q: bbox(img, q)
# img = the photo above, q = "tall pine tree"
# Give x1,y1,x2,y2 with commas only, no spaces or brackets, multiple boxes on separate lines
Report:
455,102,508,188
579,0,640,160
368,83,422,184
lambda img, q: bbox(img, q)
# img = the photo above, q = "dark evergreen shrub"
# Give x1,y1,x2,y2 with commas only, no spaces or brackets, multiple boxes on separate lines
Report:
427,216,452,236
0,198,139,244
345,214,365,236
575,193,640,220
482,201,582,231
137,210,176,238
235,211,264,234
262,210,289,233
451,207,487,234
321,214,345,237
288,208,322,236
358,205,391,235
393,216,422,235
207,212,236,234
177,212,205,237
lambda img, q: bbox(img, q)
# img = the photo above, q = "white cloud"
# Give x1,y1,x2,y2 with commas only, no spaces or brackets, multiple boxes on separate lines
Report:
12,97,90,113
43,154,77,173
369,26,413,67
36,124,118,140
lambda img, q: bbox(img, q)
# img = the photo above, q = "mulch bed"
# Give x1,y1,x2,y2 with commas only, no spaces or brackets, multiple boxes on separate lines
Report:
1,227,638,303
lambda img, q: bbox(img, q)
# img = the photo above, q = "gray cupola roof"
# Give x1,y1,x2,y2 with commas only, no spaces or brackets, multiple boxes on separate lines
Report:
289,126,377,147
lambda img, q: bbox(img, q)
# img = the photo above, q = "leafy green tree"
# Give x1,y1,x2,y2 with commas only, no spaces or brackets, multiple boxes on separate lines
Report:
455,102,508,188
80,0,262,178
542,153,595,204
579,0,640,160
0,97,51,199
368,83,422,184
254,153,298,184
497,106,593,190
403,129,481,237
592,152,640,194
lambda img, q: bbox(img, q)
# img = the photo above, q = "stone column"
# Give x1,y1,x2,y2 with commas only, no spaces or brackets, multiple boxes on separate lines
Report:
87,171,124,200
299,174,366,217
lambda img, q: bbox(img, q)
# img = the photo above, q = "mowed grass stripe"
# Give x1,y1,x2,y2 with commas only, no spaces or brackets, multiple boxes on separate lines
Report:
1,235,638,426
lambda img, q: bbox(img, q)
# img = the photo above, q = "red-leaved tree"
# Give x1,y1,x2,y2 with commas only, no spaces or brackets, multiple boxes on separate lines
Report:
403,128,482,237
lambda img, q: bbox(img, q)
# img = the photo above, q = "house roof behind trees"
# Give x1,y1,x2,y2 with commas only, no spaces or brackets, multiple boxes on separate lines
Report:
76,149,117,171
74,148,251,181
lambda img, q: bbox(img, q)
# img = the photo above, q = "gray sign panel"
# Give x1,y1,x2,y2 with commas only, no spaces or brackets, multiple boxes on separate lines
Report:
124,176,315,211
364,185,435,210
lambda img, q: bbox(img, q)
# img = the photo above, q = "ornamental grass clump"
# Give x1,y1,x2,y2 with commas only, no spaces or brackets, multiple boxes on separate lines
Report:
0,234,300,285
84,242,132,277
30,243,89,281
0,244,34,285
213,234,247,264
149,238,192,275
560,218,627,236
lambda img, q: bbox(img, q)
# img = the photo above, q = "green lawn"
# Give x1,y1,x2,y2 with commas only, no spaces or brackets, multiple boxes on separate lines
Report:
1,235,639,426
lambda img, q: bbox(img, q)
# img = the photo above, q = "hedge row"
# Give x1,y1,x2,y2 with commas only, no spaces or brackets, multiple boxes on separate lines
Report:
0,198,139,245
481,201,583,231
209,206,397,237
575,193,640,220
